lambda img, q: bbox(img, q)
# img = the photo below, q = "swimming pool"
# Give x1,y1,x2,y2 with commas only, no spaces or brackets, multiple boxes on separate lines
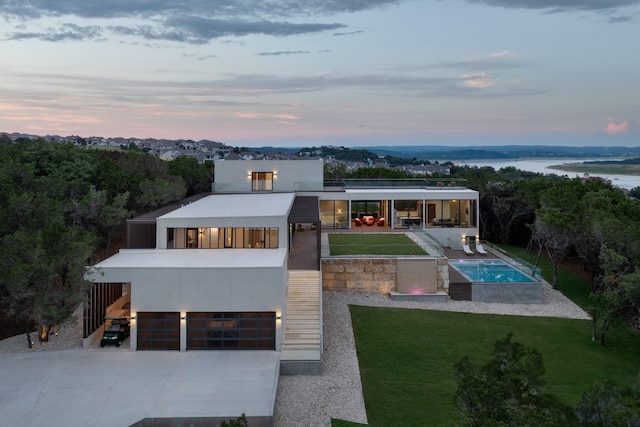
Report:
449,259,536,283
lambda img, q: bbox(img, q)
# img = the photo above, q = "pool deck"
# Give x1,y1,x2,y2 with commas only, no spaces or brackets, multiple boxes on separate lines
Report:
444,247,492,260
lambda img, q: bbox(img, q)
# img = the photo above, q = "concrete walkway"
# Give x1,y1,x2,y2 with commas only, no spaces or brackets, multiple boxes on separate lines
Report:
0,349,280,427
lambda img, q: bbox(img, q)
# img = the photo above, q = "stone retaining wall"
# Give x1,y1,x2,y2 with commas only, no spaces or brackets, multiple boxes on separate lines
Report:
321,257,449,295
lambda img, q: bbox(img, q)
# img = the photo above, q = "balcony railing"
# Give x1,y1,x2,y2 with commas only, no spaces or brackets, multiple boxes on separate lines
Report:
212,178,468,193
323,178,467,189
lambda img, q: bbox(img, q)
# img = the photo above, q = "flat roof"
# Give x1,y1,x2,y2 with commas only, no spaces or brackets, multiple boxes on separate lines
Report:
128,193,212,223
93,248,288,270
159,193,296,220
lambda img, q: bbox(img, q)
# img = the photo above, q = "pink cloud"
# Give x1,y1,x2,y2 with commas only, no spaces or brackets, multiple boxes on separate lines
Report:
606,120,629,134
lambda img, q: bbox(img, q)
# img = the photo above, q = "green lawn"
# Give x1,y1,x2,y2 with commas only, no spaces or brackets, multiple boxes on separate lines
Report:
329,233,427,256
345,246,640,425
350,306,640,426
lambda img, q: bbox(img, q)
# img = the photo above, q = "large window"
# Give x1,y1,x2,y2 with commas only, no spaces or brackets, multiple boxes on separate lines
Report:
187,312,275,350
168,227,278,249
320,200,349,229
252,172,273,191
351,200,381,220
426,199,477,228
394,200,422,227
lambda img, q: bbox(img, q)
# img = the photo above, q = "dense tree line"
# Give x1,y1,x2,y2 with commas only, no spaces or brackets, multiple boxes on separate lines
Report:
0,139,212,343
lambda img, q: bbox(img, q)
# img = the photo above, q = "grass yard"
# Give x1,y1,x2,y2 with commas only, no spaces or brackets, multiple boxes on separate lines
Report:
350,306,640,426
329,233,427,256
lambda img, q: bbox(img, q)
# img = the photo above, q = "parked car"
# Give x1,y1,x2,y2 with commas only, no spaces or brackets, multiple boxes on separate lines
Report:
100,317,130,347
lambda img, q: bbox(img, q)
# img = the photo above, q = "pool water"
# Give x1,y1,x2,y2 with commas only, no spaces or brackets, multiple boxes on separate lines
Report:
449,259,536,283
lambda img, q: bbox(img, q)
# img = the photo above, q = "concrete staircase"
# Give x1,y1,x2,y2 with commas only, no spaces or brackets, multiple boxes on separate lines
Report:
280,270,322,375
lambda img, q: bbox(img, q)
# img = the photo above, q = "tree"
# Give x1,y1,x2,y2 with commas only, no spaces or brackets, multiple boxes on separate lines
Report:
220,413,248,427
0,223,95,344
628,186,640,200
453,333,575,426
168,156,212,196
76,187,132,258
480,180,539,245
530,214,572,289
592,246,640,346
576,382,640,426
136,177,186,210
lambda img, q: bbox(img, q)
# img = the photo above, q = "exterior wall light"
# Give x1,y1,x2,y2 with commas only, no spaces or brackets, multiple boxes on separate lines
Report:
131,313,136,320
181,312,186,320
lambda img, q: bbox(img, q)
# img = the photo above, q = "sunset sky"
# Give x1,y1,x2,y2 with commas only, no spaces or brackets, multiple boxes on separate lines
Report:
1,0,639,147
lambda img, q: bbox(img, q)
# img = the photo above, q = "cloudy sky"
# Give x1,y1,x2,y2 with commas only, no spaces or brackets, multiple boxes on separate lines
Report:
1,0,639,147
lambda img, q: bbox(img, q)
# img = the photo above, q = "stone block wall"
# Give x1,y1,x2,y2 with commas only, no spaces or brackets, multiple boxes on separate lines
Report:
322,258,397,293
322,257,450,295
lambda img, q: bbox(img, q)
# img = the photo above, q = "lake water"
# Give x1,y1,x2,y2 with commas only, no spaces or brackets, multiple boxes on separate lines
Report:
458,158,640,190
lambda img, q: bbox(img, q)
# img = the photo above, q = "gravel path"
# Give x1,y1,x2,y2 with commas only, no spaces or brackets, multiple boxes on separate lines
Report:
1,285,590,426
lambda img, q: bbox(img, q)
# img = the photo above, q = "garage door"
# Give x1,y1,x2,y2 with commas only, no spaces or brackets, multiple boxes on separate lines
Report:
187,312,275,350
137,312,180,350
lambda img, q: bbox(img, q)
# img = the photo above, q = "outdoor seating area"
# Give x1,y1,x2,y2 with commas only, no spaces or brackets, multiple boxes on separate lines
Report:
460,243,489,256
354,216,386,226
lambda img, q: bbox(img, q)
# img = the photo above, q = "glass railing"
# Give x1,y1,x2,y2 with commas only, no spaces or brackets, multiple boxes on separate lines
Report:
212,182,324,192
293,182,325,191
212,179,468,192
482,242,542,280
323,178,467,189
408,227,446,257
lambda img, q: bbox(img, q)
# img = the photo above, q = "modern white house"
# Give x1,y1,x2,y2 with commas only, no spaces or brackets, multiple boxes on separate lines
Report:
85,159,480,370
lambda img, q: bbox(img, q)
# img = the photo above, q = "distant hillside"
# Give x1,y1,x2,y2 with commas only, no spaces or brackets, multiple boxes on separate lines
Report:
358,145,640,161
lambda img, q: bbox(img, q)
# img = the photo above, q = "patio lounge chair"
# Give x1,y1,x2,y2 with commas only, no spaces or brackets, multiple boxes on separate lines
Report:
476,244,488,255
463,244,474,255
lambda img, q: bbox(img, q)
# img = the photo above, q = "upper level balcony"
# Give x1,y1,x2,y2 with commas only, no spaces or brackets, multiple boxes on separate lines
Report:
212,178,469,193
323,178,469,191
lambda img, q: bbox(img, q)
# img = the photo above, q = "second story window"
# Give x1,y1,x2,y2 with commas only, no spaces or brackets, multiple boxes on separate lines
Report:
252,172,273,191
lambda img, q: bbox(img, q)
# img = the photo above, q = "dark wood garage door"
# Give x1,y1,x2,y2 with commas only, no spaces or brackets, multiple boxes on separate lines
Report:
187,312,275,350
137,312,180,350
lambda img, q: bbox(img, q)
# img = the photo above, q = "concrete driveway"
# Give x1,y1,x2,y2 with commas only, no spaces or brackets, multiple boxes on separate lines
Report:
0,349,280,426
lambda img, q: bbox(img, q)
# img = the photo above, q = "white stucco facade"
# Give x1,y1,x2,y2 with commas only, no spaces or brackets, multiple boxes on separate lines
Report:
213,158,324,192
90,192,296,351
